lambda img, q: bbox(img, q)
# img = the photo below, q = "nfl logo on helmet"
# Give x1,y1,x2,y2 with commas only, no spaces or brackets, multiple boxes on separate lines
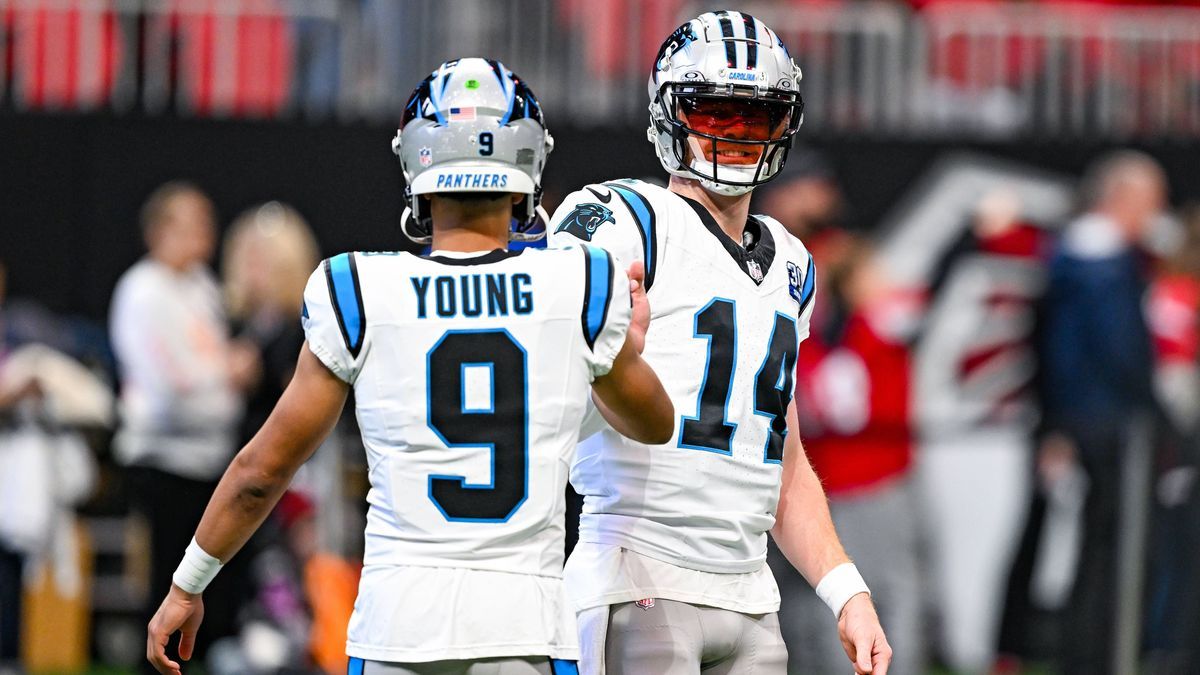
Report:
419,147,433,167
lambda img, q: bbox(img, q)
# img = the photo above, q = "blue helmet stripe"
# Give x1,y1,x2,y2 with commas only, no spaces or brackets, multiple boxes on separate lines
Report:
581,245,614,349
324,253,366,357
715,11,737,68
606,183,657,290
743,13,759,69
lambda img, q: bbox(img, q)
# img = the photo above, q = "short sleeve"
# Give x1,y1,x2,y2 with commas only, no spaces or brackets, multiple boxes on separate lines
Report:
301,254,366,384
794,252,817,343
549,181,663,291
579,245,632,379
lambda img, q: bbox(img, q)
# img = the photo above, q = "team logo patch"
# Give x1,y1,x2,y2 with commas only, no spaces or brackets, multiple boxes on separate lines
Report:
555,203,615,242
419,146,433,167
787,261,803,303
635,598,656,611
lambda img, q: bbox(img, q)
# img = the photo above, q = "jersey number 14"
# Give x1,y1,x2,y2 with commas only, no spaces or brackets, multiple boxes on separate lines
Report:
678,298,799,463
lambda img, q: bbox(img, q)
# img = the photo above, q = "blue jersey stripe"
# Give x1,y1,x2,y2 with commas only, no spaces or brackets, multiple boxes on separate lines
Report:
551,659,580,675
347,656,364,675
581,245,614,349
605,183,657,290
799,254,816,315
324,252,366,357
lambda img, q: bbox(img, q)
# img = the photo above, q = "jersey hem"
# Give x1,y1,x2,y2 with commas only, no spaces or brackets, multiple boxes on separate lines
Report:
577,536,767,574
346,642,580,663
570,588,780,615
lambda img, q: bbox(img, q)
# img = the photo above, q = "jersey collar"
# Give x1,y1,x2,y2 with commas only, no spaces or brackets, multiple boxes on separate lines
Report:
424,249,525,266
680,196,776,285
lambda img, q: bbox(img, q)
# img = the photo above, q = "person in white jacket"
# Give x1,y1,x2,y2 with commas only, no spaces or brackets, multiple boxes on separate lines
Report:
110,182,258,671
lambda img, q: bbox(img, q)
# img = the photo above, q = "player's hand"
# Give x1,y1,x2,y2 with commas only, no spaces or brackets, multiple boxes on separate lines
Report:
838,593,891,674
146,584,205,675
627,261,649,353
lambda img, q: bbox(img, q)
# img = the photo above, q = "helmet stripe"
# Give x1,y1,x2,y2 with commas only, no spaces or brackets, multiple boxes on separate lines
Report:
716,12,736,69
743,14,759,70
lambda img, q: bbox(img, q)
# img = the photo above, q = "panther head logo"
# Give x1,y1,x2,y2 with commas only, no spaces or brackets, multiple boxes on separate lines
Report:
555,203,615,242
655,23,699,70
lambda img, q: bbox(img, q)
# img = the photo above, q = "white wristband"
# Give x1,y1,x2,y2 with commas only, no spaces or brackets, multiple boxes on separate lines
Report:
171,538,223,594
815,562,871,619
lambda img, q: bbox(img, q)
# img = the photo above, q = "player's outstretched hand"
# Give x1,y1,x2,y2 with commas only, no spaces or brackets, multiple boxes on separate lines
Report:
627,261,649,354
146,584,205,675
838,593,892,675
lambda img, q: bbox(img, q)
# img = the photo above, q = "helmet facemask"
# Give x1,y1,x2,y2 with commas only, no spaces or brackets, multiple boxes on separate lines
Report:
653,82,803,197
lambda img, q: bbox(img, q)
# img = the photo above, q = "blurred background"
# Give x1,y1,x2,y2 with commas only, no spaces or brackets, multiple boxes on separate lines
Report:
1,0,1199,674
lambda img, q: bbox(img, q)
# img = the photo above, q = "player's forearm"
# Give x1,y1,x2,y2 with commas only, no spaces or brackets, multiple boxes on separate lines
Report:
592,340,674,444
189,346,348,564
771,436,851,587
192,440,297,562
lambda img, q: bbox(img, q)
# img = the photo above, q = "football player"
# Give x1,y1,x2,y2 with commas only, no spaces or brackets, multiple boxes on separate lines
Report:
146,58,673,675
549,12,892,675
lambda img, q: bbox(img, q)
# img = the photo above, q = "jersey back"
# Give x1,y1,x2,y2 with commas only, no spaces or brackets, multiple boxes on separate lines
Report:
550,180,815,574
301,246,629,660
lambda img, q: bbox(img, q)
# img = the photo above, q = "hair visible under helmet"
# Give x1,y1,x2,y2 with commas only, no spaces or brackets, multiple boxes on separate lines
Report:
647,11,804,197
392,57,555,244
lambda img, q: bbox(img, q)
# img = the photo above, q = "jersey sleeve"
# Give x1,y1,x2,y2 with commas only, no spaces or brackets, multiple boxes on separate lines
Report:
795,252,817,343
301,253,368,384
578,245,632,379
549,181,664,291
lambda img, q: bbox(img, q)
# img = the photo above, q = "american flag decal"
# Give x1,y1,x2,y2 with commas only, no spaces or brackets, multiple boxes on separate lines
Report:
448,107,476,122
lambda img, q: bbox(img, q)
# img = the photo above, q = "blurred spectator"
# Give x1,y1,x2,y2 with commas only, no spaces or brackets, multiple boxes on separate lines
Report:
108,181,255,672
771,236,926,675
222,201,320,446
1039,151,1165,675
914,187,1050,673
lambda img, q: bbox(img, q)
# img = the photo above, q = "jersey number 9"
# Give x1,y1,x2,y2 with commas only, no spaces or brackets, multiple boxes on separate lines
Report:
426,329,528,522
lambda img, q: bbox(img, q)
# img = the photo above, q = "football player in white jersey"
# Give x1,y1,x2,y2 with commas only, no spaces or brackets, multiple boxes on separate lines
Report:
548,12,892,675
145,58,673,675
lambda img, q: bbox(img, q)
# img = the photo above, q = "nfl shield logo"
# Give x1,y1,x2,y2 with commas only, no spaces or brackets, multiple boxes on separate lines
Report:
747,260,764,283
419,147,433,167
635,598,656,611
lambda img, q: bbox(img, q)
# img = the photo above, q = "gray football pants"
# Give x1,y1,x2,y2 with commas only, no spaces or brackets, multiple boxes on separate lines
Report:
356,656,568,675
578,599,788,675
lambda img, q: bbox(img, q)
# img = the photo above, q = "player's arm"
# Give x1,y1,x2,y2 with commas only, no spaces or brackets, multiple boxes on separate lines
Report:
146,344,347,675
771,402,892,675
591,336,673,444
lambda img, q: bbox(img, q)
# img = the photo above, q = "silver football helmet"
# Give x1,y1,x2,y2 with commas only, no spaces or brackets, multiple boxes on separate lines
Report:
648,12,804,197
392,57,555,244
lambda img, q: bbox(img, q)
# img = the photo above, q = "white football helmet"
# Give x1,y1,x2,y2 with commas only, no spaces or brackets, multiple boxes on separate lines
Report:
648,11,804,197
392,57,555,244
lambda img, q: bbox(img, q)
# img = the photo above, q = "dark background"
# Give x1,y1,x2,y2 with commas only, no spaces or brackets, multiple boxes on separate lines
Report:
4,111,1200,323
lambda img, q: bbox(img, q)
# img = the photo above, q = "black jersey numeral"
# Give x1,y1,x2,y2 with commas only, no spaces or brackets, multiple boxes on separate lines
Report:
678,300,799,463
426,329,528,521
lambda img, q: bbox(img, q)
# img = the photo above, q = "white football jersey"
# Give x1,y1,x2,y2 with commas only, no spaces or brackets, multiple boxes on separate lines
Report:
549,179,816,576
301,246,630,662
